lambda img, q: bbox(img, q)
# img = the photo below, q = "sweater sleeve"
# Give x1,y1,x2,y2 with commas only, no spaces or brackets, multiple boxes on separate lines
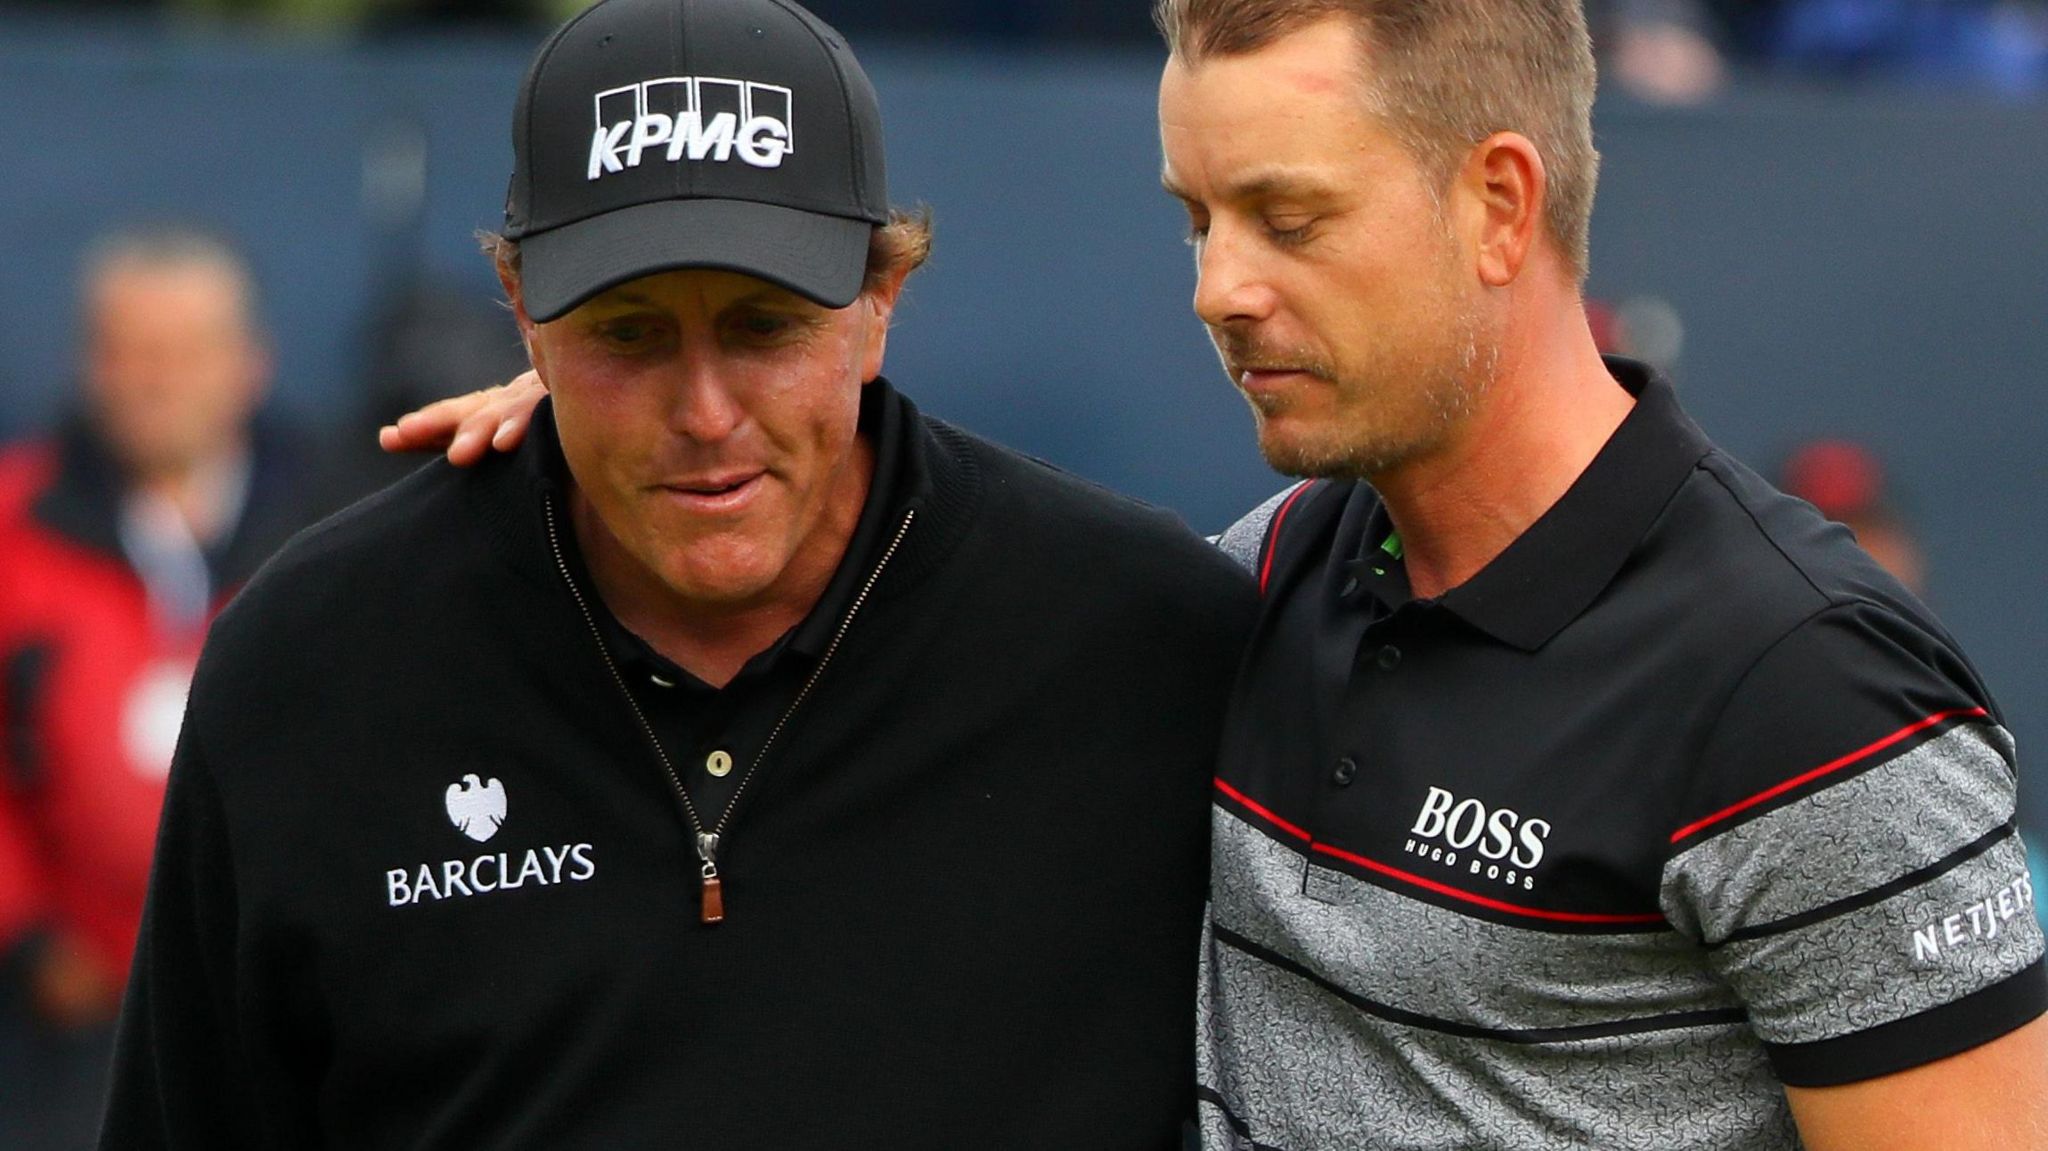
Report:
99,726,271,1150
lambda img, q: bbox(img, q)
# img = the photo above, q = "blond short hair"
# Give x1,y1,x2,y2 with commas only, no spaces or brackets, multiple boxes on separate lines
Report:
1155,0,1599,282
81,224,260,322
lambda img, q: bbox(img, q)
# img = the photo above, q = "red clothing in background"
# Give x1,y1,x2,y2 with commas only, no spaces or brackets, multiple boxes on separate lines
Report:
0,419,325,983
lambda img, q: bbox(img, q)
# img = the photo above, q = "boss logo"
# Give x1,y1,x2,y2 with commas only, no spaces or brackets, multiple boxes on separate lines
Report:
588,76,793,179
1404,786,1551,890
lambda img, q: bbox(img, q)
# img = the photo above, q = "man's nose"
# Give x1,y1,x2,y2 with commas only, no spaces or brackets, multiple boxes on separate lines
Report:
1192,223,1278,329
666,355,745,443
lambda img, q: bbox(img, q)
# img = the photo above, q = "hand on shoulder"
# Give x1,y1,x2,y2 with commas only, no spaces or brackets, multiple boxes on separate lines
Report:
378,371,545,466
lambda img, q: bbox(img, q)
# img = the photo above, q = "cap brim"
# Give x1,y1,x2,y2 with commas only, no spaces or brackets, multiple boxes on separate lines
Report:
519,198,873,322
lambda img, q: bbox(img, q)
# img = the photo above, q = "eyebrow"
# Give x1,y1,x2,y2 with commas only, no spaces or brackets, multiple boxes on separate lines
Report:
1160,167,1345,205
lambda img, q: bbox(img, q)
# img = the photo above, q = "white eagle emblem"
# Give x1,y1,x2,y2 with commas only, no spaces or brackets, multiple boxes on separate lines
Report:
444,774,507,843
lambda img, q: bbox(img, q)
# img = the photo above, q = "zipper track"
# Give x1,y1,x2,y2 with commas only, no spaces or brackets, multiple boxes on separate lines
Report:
544,495,916,848
713,506,916,836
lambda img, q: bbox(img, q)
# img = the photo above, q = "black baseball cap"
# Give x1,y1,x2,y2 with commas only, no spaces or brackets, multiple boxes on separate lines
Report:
504,0,888,322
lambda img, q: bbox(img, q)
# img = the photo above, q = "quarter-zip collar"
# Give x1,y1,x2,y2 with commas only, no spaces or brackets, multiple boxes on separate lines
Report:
523,382,931,925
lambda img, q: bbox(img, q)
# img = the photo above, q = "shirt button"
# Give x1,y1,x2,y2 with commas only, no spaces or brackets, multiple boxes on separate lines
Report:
1332,757,1358,787
1375,645,1403,671
650,674,675,688
705,750,734,778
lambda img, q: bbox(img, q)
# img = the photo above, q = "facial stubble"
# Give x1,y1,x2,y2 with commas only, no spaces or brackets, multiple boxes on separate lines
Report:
1220,252,1500,482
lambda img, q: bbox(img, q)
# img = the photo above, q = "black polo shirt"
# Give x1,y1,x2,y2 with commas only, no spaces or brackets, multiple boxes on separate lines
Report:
1197,359,2045,1151
550,381,904,821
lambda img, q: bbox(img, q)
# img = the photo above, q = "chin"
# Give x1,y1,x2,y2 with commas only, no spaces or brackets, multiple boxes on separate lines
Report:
1252,417,1332,477
659,561,770,606
656,557,779,608
1256,423,1410,483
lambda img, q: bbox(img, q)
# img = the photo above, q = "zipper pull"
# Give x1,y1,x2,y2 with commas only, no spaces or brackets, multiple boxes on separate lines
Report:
696,832,725,925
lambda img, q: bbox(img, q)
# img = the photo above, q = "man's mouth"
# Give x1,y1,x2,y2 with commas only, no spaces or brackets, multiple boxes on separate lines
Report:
658,471,766,510
678,476,754,495
1214,326,1331,389
1236,365,1315,389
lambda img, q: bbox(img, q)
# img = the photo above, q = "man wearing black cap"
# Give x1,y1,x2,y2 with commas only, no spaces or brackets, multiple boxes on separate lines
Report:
97,1,1254,1147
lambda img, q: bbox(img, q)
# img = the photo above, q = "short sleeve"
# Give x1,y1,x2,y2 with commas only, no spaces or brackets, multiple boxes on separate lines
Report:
1660,600,2046,1087
1212,485,1304,575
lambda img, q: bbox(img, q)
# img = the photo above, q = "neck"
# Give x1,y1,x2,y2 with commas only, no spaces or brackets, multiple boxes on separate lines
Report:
1371,303,1631,601
572,437,876,689
129,440,250,548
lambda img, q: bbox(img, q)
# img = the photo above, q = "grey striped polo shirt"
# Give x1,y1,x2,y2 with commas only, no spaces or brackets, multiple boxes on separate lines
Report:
1200,360,2044,1150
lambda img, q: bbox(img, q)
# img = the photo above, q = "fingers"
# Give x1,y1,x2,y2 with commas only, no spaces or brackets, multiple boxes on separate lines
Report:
466,373,544,463
491,392,537,451
443,417,496,468
379,372,545,466
379,388,497,456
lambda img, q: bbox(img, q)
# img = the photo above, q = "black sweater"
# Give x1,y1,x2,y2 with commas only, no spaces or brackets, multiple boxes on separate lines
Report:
101,382,1257,1150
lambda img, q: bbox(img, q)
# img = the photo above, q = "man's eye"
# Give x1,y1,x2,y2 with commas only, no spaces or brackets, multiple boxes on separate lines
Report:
1184,224,1210,249
730,312,797,341
597,321,656,346
1265,219,1314,246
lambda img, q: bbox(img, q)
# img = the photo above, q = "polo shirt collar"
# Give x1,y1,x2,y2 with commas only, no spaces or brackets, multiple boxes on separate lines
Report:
1379,357,1711,652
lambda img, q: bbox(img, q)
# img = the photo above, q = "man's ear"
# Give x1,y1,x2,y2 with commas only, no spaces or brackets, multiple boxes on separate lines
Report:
858,264,911,384
1457,131,1544,288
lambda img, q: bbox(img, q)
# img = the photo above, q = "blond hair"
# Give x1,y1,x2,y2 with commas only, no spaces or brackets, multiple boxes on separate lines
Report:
81,223,260,322
1155,0,1598,281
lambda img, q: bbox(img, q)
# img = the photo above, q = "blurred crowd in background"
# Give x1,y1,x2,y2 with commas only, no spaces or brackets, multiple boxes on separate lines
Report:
0,0,2042,1147
6,0,2048,95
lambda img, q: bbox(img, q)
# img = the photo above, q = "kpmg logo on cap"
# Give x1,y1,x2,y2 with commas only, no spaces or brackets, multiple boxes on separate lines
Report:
588,76,793,180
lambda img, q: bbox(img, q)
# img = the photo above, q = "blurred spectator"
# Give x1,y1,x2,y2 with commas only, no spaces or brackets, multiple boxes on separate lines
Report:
0,0,1166,40
1592,0,1731,104
1585,294,1687,372
4,0,2042,85
0,0,566,32
1764,0,2048,92
1778,437,1928,596
0,226,326,1149
1589,0,2048,95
